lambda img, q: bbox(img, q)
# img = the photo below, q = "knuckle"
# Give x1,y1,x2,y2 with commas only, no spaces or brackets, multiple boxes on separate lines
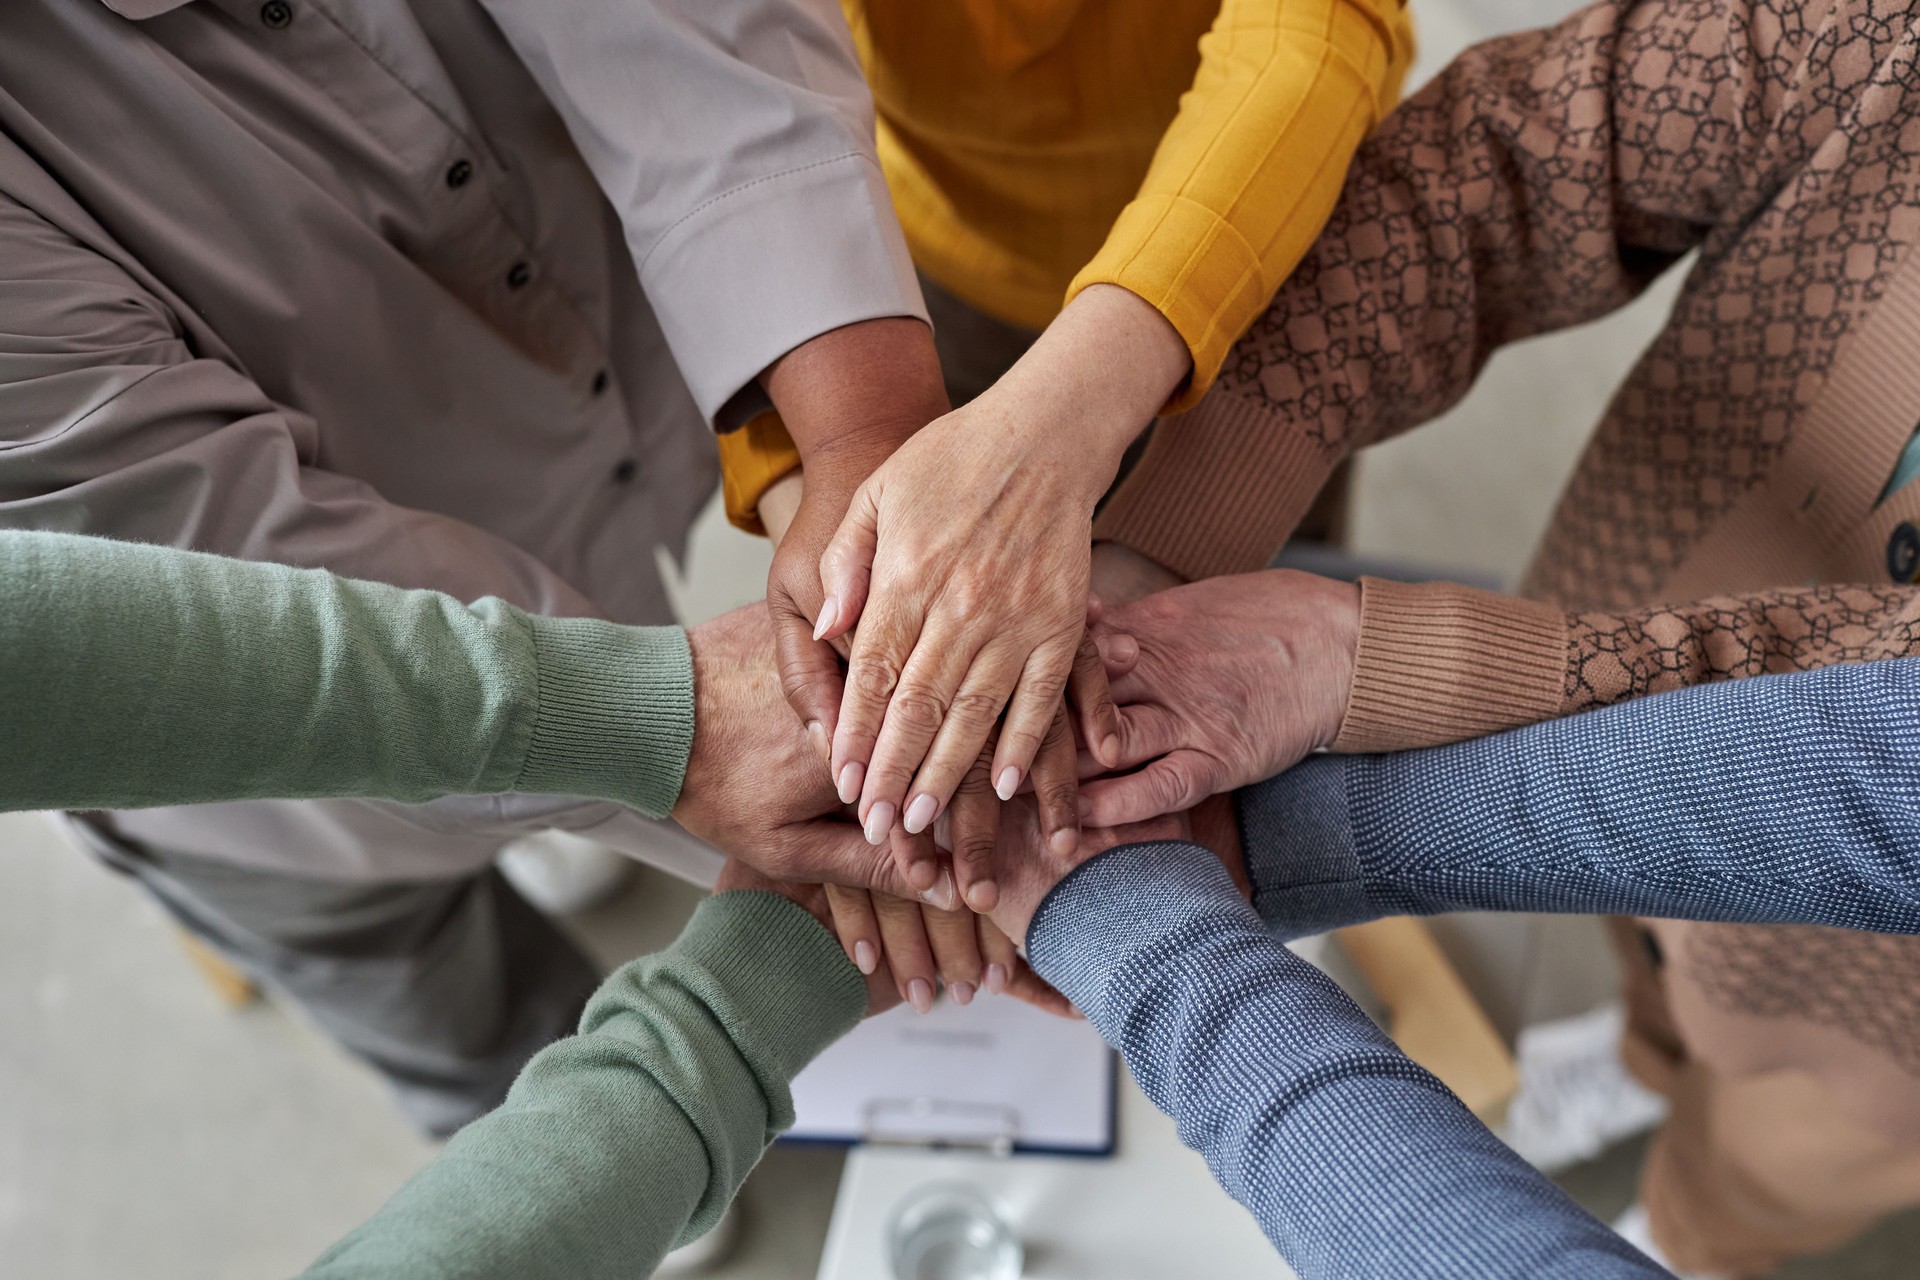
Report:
949,687,1005,727
847,654,903,704
887,686,948,734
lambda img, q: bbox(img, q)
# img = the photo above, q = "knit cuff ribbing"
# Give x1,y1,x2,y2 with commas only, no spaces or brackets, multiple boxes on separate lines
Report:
516,617,695,818
1332,578,1568,753
662,891,868,1088
1093,392,1337,582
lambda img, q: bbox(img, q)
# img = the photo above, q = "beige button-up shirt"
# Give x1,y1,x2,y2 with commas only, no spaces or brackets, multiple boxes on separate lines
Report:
0,0,923,878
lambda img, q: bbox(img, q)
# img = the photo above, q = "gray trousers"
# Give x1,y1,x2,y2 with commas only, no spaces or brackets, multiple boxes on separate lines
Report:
64,812,601,1136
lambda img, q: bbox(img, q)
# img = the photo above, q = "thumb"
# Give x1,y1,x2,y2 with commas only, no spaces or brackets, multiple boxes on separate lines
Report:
815,482,880,643
769,586,844,763
786,820,959,911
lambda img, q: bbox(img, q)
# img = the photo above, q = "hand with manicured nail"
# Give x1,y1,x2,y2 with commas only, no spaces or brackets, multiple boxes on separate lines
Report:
802,288,1183,894
1076,570,1361,827
822,882,1072,1017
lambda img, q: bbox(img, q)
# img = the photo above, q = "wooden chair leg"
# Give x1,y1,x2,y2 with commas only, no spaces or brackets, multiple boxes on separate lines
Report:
174,928,258,1008
1336,917,1520,1126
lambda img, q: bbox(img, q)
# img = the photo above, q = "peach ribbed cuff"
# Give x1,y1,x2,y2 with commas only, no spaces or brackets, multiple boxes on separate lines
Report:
1332,578,1569,753
1093,392,1336,582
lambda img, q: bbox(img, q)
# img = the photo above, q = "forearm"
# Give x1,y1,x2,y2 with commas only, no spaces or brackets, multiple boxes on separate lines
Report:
0,532,691,817
1243,660,1920,940
759,314,948,489
304,892,866,1279
1071,0,1414,405
1099,0,1789,580
1028,843,1661,1279
1333,577,1920,754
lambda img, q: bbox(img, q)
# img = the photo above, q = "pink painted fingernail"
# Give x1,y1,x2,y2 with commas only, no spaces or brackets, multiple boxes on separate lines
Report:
812,596,840,641
863,801,895,846
903,793,938,835
994,766,1021,801
853,940,878,975
984,964,1009,996
837,761,865,806
949,981,976,1006
920,871,957,912
907,978,935,1014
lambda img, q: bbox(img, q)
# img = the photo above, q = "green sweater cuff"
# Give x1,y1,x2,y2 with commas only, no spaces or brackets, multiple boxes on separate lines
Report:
516,617,694,818
647,891,869,1094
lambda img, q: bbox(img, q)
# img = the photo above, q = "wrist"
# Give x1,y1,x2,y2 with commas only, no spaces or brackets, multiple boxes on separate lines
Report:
999,285,1190,493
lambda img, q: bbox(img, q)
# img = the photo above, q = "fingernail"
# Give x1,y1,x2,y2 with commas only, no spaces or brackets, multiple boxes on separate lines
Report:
919,872,957,912
1076,795,1092,822
903,793,938,835
812,596,840,641
965,879,998,912
949,981,976,1006
1109,635,1138,664
1099,734,1120,762
907,978,935,1014
984,964,1009,996
853,940,878,975
863,801,895,846
1050,827,1079,857
837,762,865,806
807,721,830,764
994,766,1020,801
908,858,940,892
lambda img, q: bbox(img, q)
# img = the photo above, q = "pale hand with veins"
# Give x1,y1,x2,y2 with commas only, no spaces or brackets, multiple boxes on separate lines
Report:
809,285,1192,911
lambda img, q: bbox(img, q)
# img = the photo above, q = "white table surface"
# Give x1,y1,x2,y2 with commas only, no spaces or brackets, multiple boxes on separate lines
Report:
814,1066,1296,1280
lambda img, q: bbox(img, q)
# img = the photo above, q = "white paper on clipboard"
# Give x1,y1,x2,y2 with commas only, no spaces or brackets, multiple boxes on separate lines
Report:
785,990,1115,1156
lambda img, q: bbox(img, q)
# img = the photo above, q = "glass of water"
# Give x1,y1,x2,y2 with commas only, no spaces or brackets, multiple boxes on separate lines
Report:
887,1181,1022,1280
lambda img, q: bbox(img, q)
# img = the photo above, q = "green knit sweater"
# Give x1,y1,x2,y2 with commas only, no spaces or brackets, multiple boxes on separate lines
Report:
0,531,694,817
303,890,865,1278
0,530,866,1275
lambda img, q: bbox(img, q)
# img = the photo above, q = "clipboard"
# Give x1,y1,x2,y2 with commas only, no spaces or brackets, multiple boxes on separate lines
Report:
784,989,1116,1157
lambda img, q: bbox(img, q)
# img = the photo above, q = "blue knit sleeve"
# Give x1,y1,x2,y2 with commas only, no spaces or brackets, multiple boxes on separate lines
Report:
1026,843,1667,1279
1239,659,1920,940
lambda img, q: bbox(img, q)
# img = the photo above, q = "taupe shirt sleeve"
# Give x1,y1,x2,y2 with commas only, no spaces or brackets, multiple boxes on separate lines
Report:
0,190,599,618
480,0,928,428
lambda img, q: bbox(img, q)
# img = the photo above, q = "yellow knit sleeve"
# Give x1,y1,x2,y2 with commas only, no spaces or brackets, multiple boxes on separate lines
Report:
1067,0,1415,411
715,411,804,536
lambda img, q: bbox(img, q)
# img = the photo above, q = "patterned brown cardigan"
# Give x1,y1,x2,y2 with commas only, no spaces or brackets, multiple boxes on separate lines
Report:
1096,0,1920,754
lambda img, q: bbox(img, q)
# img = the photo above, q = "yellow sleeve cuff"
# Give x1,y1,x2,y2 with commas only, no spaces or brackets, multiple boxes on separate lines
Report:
716,411,803,536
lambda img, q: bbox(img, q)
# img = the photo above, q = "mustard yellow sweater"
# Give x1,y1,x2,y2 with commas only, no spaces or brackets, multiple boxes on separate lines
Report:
720,0,1414,528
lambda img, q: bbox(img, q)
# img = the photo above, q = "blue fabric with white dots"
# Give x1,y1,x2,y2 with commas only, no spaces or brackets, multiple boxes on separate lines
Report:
1028,843,1668,1277
1237,658,1920,941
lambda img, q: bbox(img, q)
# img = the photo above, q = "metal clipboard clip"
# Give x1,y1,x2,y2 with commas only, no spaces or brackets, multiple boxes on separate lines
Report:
861,1097,1020,1156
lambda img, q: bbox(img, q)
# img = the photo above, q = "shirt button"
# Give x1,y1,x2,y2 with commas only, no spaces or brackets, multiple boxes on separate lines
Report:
444,159,473,190
1890,522,1920,583
259,1,293,29
590,369,610,397
612,459,638,484
505,261,532,290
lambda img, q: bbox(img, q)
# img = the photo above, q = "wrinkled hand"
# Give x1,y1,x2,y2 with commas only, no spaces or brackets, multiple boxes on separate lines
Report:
820,884,1072,1018
1078,569,1361,827
673,603,956,908
799,287,1184,890
809,401,1112,859
713,860,901,1017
